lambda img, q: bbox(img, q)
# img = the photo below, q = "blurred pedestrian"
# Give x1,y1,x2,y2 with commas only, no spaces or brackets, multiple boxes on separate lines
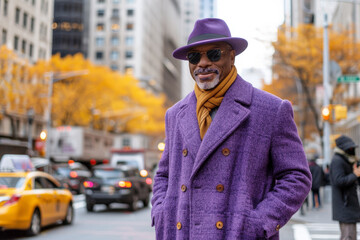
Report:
330,135,360,240
151,18,311,240
309,155,324,209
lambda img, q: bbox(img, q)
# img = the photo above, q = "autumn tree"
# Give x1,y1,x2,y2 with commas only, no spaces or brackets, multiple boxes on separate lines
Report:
30,53,166,136
265,24,360,143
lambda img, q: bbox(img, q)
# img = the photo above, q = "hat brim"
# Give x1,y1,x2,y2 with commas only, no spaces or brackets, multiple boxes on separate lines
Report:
172,37,248,60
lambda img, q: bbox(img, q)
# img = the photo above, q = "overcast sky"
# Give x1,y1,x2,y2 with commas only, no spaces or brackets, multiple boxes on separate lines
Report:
217,0,284,87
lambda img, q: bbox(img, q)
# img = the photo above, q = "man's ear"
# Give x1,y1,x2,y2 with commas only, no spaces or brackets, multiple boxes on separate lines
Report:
230,50,235,66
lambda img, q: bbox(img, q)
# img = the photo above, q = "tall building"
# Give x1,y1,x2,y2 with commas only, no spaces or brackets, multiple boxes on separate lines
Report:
0,0,54,63
52,0,89,57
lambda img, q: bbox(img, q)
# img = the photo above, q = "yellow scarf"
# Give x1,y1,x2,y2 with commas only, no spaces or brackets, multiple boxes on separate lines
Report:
194,66,237,140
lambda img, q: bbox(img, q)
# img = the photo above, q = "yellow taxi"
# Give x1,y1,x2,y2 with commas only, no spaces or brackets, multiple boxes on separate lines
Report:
0,170,74,236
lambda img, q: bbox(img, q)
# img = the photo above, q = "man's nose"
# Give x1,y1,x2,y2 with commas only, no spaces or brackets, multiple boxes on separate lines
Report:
197,52,212,67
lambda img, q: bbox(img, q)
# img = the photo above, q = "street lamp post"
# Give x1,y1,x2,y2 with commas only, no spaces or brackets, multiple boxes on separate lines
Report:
44,70,89,159
27,108,34,152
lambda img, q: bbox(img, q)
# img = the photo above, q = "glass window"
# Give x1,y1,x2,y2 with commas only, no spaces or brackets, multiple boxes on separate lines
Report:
111,36,119,46
29,43,33,57
93,169,125,179
127,9,134,16
126,23,134,30
2,29,7,45
110,65,118,71
112,8,119,17
96,51,103,60
30,17,35,32
97,9,105,17
96,23,104,31
21,39,26,54
98,0,105,3
125,36,133,46
125,51,133,58
0,177,25,189
15,8,20,24
96,37,104,46
3,0,8,16
111,51,119,61
113,0,120,3
23,12,28,28
111,24,120,32
14,36,19,50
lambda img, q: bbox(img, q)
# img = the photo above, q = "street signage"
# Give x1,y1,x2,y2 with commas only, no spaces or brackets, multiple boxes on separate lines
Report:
337,75,360,83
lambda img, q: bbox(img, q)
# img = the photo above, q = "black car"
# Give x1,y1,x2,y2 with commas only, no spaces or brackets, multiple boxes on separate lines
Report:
52,162,91,194
83,164,152,212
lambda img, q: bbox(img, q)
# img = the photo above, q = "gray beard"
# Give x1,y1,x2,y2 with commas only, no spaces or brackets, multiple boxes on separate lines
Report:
195,75,220,90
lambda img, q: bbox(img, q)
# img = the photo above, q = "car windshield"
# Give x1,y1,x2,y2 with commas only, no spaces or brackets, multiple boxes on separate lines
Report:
0,177,25,189
56,167,71,176
93,169,125,179
116,160,139,168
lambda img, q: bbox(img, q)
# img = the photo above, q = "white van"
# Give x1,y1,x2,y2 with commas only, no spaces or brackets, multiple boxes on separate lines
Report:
0,154,34,171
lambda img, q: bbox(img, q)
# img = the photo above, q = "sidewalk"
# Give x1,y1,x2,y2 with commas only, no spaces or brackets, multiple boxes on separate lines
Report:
291,186,336,224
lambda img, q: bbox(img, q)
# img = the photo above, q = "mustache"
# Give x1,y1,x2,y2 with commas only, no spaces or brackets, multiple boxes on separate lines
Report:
194,68,219,76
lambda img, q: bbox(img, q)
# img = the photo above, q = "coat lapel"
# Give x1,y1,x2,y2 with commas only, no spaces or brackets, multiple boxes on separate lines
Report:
190,76,253,180
178,93,202,159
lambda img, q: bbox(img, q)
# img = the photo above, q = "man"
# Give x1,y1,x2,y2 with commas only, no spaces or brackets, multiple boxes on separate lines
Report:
151,18,311,240
330,135,360,240
308,155,324,209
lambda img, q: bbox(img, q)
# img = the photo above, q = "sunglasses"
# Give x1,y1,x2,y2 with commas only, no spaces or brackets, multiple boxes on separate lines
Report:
187,49,227,65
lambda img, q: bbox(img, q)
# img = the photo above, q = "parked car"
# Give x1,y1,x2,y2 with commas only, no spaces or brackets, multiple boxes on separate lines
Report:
83,164,152,212
52,162,91,195
0,170,74,236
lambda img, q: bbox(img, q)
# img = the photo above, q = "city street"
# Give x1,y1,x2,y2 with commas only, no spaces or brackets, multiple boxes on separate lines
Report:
1,191,360,239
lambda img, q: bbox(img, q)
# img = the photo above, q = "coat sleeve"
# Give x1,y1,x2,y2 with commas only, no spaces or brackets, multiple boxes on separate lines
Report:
330,157,358,187
249,100,312,238
151,111,170,227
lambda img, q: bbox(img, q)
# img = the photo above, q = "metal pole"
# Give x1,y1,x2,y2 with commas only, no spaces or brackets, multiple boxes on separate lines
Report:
45,72,53,159
323,14,331,165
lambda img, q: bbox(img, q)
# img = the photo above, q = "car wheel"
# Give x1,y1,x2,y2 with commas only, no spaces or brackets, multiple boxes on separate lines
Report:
86,202,94,212
142,195,150,207
27,209,41,236
63,203,74,225
129,194,139,211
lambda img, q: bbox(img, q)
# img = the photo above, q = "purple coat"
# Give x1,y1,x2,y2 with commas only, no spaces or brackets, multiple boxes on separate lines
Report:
151,76,311,239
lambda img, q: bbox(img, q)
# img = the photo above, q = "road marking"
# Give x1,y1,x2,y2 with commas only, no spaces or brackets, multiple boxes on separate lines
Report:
74,201,86,209
293,224,311,240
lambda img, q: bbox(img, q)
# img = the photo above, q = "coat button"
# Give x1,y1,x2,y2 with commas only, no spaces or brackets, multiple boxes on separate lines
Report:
216,221,223,229
216,184,224,192
182,149,188,157
222,148,230,156
177,222,182,230
181,184,187,192
276,224,280,231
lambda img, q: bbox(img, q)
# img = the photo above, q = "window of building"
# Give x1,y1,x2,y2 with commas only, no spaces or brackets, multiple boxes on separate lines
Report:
23,12,28,29
111,24,120,32
127,9,134,16
125,51,133,59
113,0,120,4
96,51,103,60
111,51,119,61
32,0,36,6
126,0,135,3
97,9,105,17
2,29,7,45
98,0,105,3
112,8,119,17
15,8,21,24
14,36,19,50
111,36,119,46
96,37,105,47
3,0,8,16
29,43,33,57
110,65,118,71
126,23,134,30
125,36,133,46
30,17,35,32
21,39,26,54
122,137,131,147
96,23,104,31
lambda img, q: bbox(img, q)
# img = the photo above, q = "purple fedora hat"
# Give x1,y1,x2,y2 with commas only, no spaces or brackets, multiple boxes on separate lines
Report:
173,18,248,60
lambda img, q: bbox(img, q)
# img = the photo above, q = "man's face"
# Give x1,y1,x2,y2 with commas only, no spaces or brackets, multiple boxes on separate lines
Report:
188,42,235,90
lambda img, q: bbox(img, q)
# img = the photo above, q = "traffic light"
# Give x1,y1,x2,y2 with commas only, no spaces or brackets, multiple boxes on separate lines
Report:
40,130,47,140
333,105,347,121
321,106,331,121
